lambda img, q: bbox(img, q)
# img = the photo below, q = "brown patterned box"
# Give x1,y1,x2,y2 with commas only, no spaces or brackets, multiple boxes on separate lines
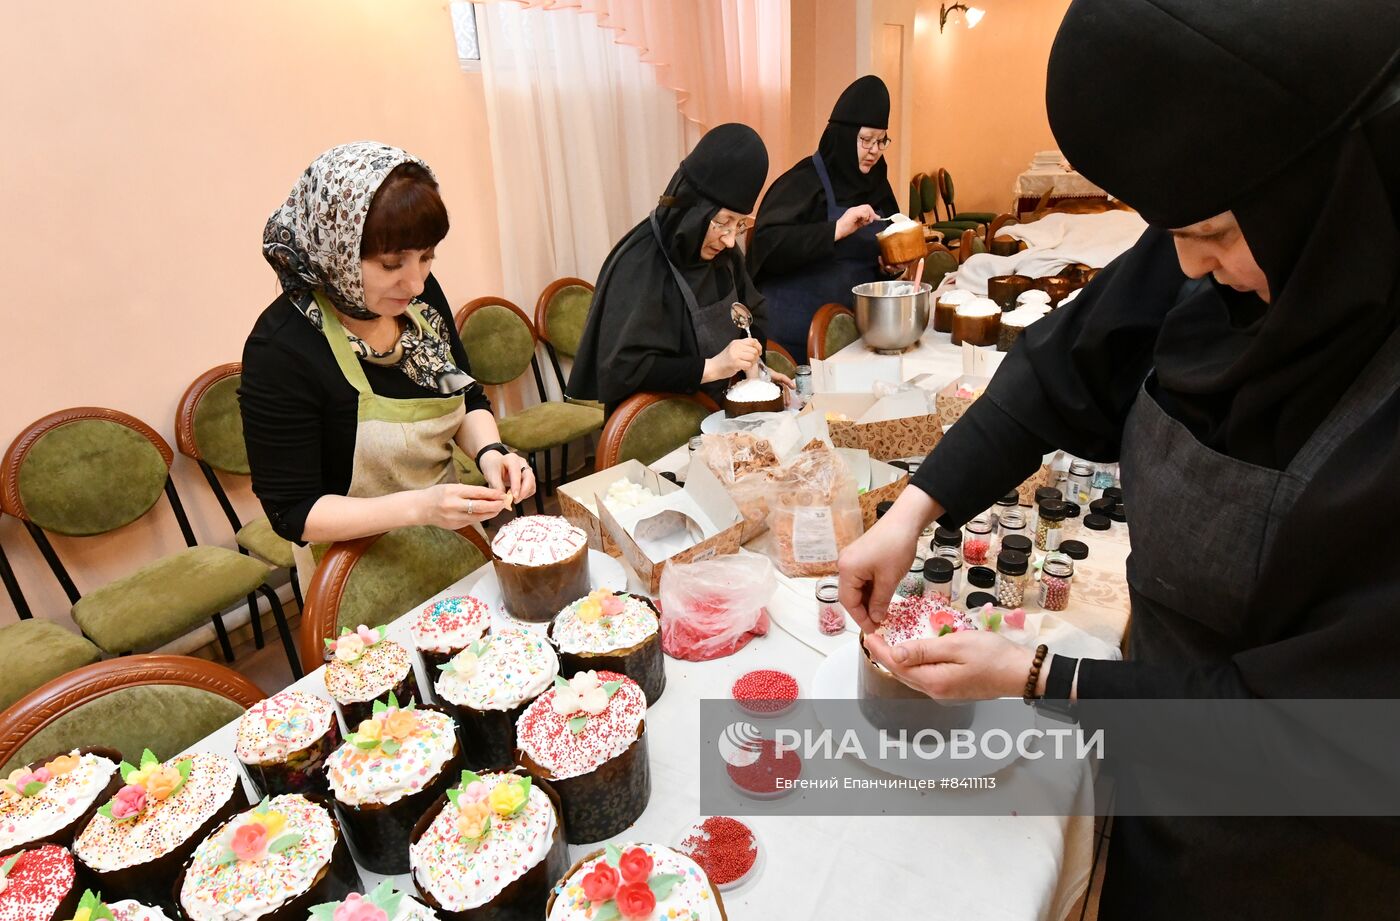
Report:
1015,463,1055,507
860,458,911,529
934,375,992,428
557,460,669,559
596,461,746,595
808,393,943,461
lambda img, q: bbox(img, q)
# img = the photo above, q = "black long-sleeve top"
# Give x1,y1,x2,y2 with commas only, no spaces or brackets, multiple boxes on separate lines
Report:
239,274,491,543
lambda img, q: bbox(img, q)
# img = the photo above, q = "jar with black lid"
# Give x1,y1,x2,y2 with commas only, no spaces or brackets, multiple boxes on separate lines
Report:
1037,499,1067,551
995,549,1029,607
922,556,955,603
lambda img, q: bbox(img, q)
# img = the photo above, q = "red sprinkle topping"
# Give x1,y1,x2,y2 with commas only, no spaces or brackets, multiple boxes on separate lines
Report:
0,845,75,921
730,670,799,714
678,816,758,886
726,739,801,794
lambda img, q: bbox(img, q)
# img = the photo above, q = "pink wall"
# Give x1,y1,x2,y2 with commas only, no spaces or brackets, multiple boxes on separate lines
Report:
0,1,502,623
909,0,1072,214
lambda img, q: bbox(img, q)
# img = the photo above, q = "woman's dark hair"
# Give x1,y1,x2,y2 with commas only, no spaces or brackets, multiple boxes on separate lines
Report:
360,162,450,258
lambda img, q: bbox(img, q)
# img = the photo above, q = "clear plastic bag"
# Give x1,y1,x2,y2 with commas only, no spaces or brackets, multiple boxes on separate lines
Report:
767,443,865,577
658,552,773,660
697,432,782,538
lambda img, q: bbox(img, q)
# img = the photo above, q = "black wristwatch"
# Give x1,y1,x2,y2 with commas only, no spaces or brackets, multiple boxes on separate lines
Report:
473,442,512,468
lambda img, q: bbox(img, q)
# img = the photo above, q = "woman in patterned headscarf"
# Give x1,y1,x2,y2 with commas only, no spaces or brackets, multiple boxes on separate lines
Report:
241,141,534,571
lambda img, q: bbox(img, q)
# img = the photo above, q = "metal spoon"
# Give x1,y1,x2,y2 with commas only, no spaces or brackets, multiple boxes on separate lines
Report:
729,302,771,382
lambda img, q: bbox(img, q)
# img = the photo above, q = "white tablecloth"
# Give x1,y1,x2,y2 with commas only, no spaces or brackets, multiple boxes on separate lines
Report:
1013,168,1107,201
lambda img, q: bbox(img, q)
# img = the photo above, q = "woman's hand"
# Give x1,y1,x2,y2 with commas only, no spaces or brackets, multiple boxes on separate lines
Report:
878,256,911,277
835,205,879,241
838,486,942,631
479,450,536,503
703,338,763,382
416,483,511,529
768,370,794,390
863,629,1036,700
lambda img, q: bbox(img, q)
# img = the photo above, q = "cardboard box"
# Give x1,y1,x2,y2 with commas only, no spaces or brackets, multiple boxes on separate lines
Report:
835,448,912,529
1016,462,1055,508
808,392,942,461
557,460,665,558
597,461,746,595
935,375,990,428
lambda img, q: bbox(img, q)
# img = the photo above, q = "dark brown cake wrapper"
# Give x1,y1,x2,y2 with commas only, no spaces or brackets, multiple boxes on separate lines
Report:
75,776,251,913
549,617,666,709
409,770,570,921
333,719,465,876
172,793,361,921
858,635,972,734
45,877,84,921
0,746,124,858
240,722,341,801
439,698,533,772
517,722,650,845
546,846,728,921
493,544,590,624
334,670,418,734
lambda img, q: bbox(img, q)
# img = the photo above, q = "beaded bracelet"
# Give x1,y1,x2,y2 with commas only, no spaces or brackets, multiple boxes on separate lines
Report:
1023,643,1049,704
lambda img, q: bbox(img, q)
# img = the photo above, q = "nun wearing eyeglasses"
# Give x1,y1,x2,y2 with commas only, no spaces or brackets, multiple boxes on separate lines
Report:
748,75,902,361
569,123,789,414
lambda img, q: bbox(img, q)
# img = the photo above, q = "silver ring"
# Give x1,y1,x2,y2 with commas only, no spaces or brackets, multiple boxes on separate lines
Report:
467,499,476,515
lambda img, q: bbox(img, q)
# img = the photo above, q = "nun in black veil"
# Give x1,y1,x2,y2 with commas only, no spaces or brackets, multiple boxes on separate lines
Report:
749,76,903,361
568,123,787,414
838,1,1400,916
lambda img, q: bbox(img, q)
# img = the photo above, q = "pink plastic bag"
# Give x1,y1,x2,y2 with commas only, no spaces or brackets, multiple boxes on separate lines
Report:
658,553,774,660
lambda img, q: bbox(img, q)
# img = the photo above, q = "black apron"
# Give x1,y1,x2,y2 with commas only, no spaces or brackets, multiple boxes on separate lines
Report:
1103,305,1400,918
760,154,885,361
649,213,742,404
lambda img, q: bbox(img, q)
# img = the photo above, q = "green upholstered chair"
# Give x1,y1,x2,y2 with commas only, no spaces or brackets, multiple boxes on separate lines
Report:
534,277,604,482
957,228,989,263
298,524,493,675
920,172,982,237
0,619,102,712
0,655,263,774
764,341,798,379
807,303,861,360
0,407,297,676
937,168,998,226
595,392,718,470
176,364,301,673
451,446,488,487
455,296,604,513
924,248,960,290
1,525,33,620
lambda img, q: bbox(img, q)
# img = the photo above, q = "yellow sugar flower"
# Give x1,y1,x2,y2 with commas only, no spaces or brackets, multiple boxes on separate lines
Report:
44,754,80,777
383,709,419,741
356,719,383,742
72,909,92,921
251,809,287,836
456,800,491,840
144,764,183,801
488,779,527,817
576,598,602,624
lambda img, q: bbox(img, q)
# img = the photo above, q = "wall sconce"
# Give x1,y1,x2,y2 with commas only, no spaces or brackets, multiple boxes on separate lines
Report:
939,2,985,32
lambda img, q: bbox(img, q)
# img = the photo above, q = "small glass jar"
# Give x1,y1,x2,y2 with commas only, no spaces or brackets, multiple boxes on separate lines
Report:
1001,534,1033,564
933,545,964,601
992,492,1020,529
815,577,846,636
963,516,994,565
995,549,1029,608
997,508,1028,546
898,559,924,598
922,556,955,603
794,365,814,402
1040,554,1074,611
916,524,938,563
1067,460,1095,505
1091,463,1116,499
1036,499,1067,551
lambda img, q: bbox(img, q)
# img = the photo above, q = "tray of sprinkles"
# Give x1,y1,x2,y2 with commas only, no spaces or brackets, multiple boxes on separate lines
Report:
675,815,763,891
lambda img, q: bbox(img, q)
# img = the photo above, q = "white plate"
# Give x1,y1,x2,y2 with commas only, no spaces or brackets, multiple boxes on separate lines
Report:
472,550,628,634
699,409,792,435
809,639,1031,781
674,817,766,892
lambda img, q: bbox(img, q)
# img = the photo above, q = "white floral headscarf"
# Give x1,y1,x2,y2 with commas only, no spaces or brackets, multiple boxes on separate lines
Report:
262,141,474,395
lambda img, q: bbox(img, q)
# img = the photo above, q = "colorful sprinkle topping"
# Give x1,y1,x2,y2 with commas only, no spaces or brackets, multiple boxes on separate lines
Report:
516,671,646,781
0,750,117,853
326,698,457,808
324,637,412,705
547,843,716,921
411,596,490,653
551,593,658,655
0,846,75,921
434,628,558,712
234,690,336,765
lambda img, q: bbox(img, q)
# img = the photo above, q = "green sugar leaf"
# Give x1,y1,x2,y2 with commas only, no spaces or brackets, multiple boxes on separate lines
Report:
567,716,588,734
593,903,620,921
553,675,569,689
648,872,684,900
267,832,304,854
604,843,623,866
379,740,402,756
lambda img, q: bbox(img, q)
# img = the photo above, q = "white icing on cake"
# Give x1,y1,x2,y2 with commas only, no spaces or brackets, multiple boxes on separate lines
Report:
178,794,337,921
326,707,458,807
878,215,920,235
725,379,781,403
73,753,240,872
409,772,558,911
1062,287,1082,304
1000,307,1045,329
434,629,559,712
234,691,336,765
1016,288,1052,305
313,892,439,921
546,843,719,921
324,638,412,705
936,289,976,306
0,750,117,852
516,672,646,781
956,298,1001,318
411,596,491,653
551,594,658,655
491,517,587,567
110,901,176,921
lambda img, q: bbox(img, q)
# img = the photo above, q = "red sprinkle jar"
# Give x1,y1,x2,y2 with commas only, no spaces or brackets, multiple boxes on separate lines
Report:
732,669,801,717
726,738,802,799
963,515,994,565
678,816,760,889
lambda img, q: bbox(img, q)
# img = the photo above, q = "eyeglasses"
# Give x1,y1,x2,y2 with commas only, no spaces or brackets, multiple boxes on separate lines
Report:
709,218,752,238
857,134,892,151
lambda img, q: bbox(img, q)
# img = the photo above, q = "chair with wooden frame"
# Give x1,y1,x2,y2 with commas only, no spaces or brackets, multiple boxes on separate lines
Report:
936,167,998,226
535,275,604,454
594,392,719,471
764,341,799,379
986,213,1023,255
1,407,297,676
175,363,302,668
807,304,861,360
0,654,264,773
297,525,494,675
957,228,989,263
1,520,31,621
455,296,605,514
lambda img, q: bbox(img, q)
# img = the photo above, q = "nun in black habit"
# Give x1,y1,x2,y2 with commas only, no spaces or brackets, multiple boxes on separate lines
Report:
748,75,902,360
568,123,783,414
838,1,1400,917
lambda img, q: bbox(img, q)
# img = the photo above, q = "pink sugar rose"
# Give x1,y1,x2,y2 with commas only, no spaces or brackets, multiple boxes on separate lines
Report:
231,822,270,861
356,625,378,644
110,783,147,819
930,610,955,631
333,893,389,921
600,594,625,618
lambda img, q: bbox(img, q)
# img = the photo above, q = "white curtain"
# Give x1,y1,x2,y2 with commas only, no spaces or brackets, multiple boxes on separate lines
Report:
478,1,698,315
